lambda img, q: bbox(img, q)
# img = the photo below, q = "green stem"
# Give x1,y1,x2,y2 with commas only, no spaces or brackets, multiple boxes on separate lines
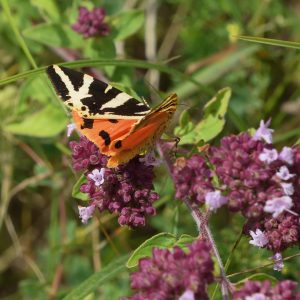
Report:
227,252,300,279
1,0,38,69
0,59,209,94
211,229,243,299
224,229,243,272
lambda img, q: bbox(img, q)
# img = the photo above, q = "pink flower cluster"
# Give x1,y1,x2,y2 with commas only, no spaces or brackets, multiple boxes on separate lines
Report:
232,280,300,300
122,239,214,300
69,136,159,227
72,6,109,38
173,120,300,269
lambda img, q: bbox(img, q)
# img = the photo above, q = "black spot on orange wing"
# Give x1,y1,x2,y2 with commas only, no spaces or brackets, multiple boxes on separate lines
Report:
109,119,119,123
81,119,94,129
115,140,122,149
99,130,111,146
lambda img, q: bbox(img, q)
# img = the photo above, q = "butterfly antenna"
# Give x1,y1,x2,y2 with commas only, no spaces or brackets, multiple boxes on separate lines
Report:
141,97,151,109
144,79,162,101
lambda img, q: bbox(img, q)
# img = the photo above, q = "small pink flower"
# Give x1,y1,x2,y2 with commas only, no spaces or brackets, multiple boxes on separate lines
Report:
272,252,284,271
259,148,278,164
88,168,105,186
67,123,77,137
253,119,274,144
276,166,295,181
249,229,268,248
264,196,293,218
179,290,195,300
279,147,294,165
205,191,228,211
78,205,95,224
281,182,294,196
246,293,266,300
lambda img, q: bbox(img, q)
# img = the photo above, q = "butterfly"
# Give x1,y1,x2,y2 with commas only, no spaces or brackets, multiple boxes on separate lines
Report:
46,65,178,168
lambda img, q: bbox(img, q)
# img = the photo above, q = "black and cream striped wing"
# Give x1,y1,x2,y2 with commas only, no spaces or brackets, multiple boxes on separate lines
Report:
46,65,150,120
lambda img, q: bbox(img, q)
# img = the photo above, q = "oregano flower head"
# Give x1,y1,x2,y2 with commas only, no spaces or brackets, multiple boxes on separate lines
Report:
122,239,214,300
72,6,110,38
173,120,300,264
232,280,300,299
69,136,159,227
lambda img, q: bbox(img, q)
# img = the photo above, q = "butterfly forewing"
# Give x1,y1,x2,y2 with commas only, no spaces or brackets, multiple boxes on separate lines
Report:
47,65,178,168
46,65,150,119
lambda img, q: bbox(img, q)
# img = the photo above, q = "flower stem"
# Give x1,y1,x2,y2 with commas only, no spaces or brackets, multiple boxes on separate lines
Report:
156,140,230,300
184,199,230,300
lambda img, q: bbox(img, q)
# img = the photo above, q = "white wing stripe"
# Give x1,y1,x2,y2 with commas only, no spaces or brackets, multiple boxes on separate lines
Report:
101,92,132,109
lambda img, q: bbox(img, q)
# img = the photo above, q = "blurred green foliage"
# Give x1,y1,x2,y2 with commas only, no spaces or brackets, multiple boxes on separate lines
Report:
1,0,300,299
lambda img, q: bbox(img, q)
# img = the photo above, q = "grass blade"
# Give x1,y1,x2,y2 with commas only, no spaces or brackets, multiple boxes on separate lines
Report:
0,59,210,94
63,254,129,300
238,35,300,50
1,0,38,68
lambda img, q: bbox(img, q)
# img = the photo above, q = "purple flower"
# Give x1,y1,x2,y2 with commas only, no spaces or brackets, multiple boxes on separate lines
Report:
172,120,300,254
276,166,295,180
233,280,300,299
173,155,213,205
253,119,274,144
281,182,294,196
69,136,107,171
246,293,266,300
72,6,110,38
203,129,300,253
88,168,105,186
249,229,268,248
272,252,284,271
69,137,159,227
205,191,228,211
122,239,214,300
264,196,293,218
179,290,195,300
67,123,77,137
279,147,294,165
258,148,278,164
78,205,95,224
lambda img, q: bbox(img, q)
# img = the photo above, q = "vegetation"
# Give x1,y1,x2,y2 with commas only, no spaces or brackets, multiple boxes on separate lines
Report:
1,0,300,299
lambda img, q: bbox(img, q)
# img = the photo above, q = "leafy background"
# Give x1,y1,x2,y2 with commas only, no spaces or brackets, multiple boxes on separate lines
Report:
1,0,300,299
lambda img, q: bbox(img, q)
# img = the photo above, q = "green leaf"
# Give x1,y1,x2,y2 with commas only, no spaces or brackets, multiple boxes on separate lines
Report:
23,23,84,48
112,10,144,40
177,87,231,145
174,109,196,139
72,175,89,201
238,35,300,50
179,110,190,128
126,233,197,268
30,0,60,21
126,233,177,268
174,234,197,249
194,87,231,142
63,255,129,300
84,37,116,59
4,104,68,137
172,45,258,99
18,76,52,114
